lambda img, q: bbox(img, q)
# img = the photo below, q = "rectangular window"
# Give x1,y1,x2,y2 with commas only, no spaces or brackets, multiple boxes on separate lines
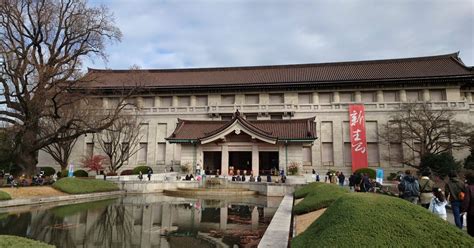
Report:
221,95,235,105
367,143,379,166
321,121,333,142
221,115,233,121
138,143,147,163
319,93,333,103
361,91,376,102
157,123,167,142
270,114,283,120
406,90,421,102
86,143,94,157
245,114,257,120
384,91,399,102
121,143,129,162
389,143,403,167
298,93,313,104
178,96,191,106
160,96,172,107
322,142,334,165
430,89,446,101
343,142,352,166
339,92,354,102
303,147,312,164
195,95,208,106
142,97,155,108
269,93,284,104
157,143,166,164
245,94,259,104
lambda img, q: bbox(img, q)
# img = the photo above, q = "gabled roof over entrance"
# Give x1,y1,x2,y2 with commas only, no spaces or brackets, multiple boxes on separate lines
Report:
167,111,317,144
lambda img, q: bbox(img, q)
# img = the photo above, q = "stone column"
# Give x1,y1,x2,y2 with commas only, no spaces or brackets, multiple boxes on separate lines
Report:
376,90,384,102
221,144,229,176
333,92,340,103
312,92,319,105
354,91,362,103
399,90,407,102
252,144,259,176
422,89,430,101
220,205,228,230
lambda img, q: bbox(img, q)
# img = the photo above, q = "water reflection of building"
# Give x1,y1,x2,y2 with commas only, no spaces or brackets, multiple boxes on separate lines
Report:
3,195,280,248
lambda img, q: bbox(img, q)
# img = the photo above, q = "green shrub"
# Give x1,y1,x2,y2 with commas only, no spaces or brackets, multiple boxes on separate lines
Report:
387,172,398,181
132,166,152,175
39,167,56,176
0,190,11,201
0,235,54,248
293,183,347,215
292,193,474,247
120,169,133,175
354,168,376,179
53,177,119,194
294,182,321,199
73,170,89,177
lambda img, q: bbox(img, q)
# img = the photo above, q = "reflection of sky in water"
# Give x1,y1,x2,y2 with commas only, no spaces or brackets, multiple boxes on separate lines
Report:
0,194,281,248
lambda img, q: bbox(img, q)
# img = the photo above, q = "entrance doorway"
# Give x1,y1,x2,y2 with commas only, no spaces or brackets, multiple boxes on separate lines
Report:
259,152,279,175
203,151,221,175
229,151,252,175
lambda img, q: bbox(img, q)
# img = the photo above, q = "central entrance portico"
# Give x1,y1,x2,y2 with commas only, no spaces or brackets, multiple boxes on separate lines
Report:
167,111,317,176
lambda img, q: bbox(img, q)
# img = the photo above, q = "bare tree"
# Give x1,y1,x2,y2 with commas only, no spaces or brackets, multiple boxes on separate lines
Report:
379,102,474,168
0,0,129,175
95,114,142,174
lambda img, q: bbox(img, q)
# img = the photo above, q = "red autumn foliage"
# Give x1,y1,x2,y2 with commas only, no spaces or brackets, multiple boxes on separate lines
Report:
81,155,107,174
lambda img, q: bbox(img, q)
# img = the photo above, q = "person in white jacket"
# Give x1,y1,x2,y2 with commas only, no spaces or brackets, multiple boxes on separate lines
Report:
429,187,448,220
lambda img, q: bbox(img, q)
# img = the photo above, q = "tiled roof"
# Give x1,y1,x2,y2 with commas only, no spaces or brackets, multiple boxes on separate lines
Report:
167,114,317,142
82,53,472,89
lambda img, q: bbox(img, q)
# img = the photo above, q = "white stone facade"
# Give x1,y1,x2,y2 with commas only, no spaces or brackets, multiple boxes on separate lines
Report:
38,86,474,177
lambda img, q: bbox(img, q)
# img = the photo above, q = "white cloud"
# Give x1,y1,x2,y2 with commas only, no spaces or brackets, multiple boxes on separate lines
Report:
85,0,474,69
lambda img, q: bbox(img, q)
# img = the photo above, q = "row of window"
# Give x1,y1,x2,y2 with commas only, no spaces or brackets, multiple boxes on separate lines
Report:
101,89,450,108
86,142,167,164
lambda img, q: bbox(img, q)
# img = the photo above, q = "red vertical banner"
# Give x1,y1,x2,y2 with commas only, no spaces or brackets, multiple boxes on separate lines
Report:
349,105,368,172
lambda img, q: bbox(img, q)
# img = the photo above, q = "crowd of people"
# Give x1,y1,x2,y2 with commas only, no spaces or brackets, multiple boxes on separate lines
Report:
0,170,58,188
397,169,474,237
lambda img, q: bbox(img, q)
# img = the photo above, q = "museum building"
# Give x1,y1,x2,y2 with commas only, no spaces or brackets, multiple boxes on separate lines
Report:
38,53,474,176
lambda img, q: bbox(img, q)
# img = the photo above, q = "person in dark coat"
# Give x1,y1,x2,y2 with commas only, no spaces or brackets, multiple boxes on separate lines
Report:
147,169,152,181
349,173,356,192
462,172,474,236
445,171,465,229
257,175,262,182
338,172,345,187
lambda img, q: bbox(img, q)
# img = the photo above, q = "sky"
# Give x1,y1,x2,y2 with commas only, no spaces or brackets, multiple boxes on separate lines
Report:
86,0,474,70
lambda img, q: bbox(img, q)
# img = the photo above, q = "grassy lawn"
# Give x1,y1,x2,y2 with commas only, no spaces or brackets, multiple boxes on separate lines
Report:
52,178,119,194
292,193,474,247
293,183,348,215
0,235,54,248
0,190,11,201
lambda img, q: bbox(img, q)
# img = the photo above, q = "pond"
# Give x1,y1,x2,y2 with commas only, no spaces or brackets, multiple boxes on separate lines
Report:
0,194,282,248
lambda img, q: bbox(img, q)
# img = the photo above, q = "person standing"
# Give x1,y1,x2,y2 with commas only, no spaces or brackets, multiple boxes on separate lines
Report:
338,172,345,187
462,172,474,236
445,171,466,229
419,170,435,209
349,173,356,192
429,187,447,220
398,170,420,204
147,168,152,181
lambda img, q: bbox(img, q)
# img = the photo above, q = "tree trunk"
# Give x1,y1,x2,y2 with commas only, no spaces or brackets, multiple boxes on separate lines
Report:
59,161,68,172
15,149,38,176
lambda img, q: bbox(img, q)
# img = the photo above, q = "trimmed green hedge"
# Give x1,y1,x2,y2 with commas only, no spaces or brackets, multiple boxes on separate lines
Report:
52,178,119,194
292,193,474,247
0,190,11,201
73,169,89,177
39,167,56,176
132,166,152,175
354,168,376,179
0,235,54,248
120,169,133,175
293,183,348,215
